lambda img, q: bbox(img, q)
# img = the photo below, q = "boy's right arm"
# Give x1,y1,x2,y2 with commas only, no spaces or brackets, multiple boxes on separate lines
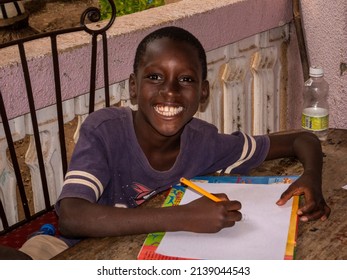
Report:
58,195,242,238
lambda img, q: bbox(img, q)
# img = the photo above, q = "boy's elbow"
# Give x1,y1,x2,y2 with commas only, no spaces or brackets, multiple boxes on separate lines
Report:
58,213,75,237
58,211,77,237
267,130,321,160
295,131,322,150
290,131,323,162
57,198,85,237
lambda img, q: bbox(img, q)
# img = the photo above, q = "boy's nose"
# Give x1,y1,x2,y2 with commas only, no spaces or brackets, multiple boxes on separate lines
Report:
160,80,180,96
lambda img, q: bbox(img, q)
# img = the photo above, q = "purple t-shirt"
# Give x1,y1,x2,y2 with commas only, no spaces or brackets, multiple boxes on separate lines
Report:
56,106,269,211
55,107,269,245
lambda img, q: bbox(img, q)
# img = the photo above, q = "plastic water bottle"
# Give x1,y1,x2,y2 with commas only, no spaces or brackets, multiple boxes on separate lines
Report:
301,66,329,141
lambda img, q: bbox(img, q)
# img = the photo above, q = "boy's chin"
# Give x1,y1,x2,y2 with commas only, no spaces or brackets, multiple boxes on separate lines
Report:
155,125,185,138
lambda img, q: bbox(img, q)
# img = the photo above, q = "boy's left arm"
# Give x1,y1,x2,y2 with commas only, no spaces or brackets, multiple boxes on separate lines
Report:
266,131,331,222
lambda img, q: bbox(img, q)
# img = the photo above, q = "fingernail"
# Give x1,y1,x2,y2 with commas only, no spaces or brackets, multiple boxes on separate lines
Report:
300,216,308,222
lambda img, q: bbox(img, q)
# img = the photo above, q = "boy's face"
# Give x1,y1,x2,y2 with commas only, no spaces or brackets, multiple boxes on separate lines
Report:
130,37,209,138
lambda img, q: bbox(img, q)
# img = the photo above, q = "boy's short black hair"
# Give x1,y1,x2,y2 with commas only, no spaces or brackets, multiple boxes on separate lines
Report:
133,26,208,80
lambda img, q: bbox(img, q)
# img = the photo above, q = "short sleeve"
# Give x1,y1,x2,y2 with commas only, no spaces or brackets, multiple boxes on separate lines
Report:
55,120,111,214
220,132,270,174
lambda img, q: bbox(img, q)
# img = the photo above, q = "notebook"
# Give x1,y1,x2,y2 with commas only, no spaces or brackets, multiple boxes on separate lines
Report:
137,176,299,260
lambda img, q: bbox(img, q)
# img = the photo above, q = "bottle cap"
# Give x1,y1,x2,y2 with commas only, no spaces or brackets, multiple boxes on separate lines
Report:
309,66,324,77
40,223,56,236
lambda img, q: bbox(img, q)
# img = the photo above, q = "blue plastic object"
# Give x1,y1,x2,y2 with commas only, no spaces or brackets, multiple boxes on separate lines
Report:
39,224,56,236
29,223,56,239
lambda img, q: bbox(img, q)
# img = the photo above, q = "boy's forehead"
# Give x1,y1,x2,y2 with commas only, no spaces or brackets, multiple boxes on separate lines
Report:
135,37,204,77
144,37,198,57
148,37,182,49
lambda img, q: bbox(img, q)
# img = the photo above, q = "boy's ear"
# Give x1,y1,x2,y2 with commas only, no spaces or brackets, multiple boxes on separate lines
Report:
129,73,137,98
199,80,210,103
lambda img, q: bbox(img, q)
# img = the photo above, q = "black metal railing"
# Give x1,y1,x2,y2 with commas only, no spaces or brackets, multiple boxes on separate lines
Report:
0,0,116,234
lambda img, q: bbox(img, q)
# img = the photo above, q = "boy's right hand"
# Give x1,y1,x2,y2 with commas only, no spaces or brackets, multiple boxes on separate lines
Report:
180,194,242,233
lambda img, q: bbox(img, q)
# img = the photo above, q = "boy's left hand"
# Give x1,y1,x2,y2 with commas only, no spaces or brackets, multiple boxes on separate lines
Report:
276,173,331,222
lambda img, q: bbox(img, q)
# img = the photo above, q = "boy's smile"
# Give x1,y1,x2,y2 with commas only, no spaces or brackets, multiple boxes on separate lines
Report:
130,37,209,140
154,104,184,117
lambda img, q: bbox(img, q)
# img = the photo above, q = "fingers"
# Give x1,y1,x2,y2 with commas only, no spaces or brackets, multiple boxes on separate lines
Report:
212,196,243,226
228,209,242,222
295,187,331,222
218,207,242,228
223,199,242,211
213,193,229,202
188,196,243,232
221,200,243,226
275,183,331,222
298,201,331,222
295,186,331,222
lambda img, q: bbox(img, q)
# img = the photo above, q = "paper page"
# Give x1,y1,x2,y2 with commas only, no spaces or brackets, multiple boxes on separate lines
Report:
156,183,293,260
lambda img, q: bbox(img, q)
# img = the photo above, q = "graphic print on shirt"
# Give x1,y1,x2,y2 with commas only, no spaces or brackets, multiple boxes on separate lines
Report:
130,182,157,205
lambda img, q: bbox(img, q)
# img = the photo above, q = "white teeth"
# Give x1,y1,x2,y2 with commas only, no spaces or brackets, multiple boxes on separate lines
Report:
154,105,183,117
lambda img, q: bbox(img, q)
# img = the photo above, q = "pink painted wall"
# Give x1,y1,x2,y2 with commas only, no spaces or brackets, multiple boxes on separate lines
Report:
1,0,297,123
300,0,347,129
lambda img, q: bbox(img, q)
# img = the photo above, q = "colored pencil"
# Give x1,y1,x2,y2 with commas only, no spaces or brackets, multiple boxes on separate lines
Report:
180,177,221,202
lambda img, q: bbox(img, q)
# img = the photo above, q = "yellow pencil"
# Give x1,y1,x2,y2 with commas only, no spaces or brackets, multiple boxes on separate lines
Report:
180,177,221,202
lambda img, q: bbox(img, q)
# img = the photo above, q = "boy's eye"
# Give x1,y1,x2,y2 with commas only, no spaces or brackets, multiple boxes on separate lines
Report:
147,74,162,80
179,76,194,83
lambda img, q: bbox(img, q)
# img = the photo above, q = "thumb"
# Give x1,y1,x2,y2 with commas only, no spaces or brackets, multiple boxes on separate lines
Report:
276,186,296,206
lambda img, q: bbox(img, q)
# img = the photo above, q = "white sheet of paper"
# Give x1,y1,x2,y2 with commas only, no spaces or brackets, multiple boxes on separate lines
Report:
156,182,293,260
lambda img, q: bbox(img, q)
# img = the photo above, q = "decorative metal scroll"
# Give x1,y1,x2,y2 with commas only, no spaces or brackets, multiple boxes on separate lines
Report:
81,3,116,35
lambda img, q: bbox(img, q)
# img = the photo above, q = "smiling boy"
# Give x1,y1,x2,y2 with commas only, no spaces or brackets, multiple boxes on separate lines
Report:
1,26,330,259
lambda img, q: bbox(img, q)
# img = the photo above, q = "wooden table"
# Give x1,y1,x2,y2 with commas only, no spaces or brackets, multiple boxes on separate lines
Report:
53,129,347,260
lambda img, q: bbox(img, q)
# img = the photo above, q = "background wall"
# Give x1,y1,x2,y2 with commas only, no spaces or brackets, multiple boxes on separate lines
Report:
300,0,347,129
